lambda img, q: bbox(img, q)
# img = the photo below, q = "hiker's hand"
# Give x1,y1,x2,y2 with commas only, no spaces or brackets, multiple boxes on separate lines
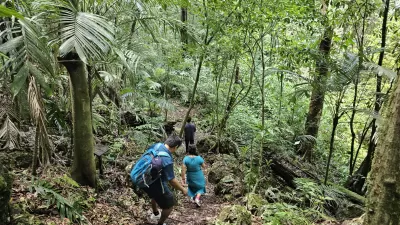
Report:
182,189,188,195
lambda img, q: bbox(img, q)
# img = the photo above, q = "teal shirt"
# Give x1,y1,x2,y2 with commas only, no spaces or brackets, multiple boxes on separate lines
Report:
183,155,206,197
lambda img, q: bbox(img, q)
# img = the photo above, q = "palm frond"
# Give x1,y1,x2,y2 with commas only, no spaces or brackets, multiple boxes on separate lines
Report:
28,76,52,165
155,98,176,111
0,5,24,19
34,0,115,64
0,115,20,150
92,111,105,134
363,62,397,80
32,0,115,63
0,17,55,96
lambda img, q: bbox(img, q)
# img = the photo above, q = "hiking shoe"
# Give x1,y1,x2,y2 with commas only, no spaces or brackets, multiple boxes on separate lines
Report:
190,197,195,203
195,198,201,207
150,211,161,222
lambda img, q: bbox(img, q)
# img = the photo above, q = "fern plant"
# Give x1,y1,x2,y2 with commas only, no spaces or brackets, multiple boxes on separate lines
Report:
30,179,89,224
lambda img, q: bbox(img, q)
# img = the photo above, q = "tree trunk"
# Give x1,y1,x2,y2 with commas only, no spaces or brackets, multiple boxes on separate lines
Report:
346,155,369,195
258,35,266,177
364,77,400,225
217,63,238,132
303,28,333,161
324,90,345,185
60,53,96,187
32,124,39,176
180,7,188,50
179,54,204,137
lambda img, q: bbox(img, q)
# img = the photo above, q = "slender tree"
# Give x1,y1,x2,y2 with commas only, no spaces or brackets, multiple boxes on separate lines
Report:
346,0,390,194
180,7,188,49
324,87,347,184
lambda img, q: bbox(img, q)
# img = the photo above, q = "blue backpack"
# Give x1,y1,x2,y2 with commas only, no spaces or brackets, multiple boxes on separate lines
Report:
130,143,171,188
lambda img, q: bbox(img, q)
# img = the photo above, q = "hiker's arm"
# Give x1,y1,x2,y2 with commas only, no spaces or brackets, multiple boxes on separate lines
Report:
201,162,206,171
169,178,187,195
202,162,208,185
181,165,187,184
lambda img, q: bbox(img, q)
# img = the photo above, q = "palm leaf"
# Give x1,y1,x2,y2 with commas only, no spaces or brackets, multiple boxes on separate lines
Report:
0,17,55,96
364,62,397,80
28,76,52,165
0,5,24,19
0,115,20,150
35,0,115,64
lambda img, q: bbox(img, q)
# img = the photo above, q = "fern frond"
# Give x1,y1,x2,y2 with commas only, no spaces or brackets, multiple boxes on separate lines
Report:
31,179,88,224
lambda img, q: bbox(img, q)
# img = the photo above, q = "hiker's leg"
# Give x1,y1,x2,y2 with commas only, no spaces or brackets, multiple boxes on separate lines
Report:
151,199,158,214
195,193,201,200
185,140,189,153
158,207,173,224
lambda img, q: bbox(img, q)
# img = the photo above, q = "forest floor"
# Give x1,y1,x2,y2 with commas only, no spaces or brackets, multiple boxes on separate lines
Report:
9,101,364,225
10,101,230,225
11,164,227,225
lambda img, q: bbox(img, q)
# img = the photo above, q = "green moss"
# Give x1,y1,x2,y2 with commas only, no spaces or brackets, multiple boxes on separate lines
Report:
0,165,13,224
329,183,365,204
245,193,267,215
217,205,252,225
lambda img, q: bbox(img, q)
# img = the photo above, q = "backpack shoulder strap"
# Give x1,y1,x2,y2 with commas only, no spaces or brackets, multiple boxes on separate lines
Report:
157,151,171,158
147,143,163,156
154,143,163,151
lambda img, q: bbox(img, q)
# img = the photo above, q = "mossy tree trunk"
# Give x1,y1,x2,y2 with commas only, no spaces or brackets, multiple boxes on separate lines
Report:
302,28,332,161
364,77,400,225
60,53,96,187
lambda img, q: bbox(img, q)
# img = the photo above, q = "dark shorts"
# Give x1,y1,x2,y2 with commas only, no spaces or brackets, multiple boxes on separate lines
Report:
185,139,194,152
142,179,175,209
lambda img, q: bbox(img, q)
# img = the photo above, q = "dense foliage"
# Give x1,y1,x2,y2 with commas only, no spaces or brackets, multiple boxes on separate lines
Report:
1,0,399,224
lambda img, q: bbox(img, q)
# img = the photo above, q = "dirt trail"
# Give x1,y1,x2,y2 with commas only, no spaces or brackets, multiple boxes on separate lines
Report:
137,182,227,225
168,185,227,225
138,102,226,225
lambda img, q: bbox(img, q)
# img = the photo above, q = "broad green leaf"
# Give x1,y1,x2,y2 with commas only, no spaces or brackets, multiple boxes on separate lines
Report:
0,5,24,19
11,65,29,97
0,36,23,54
26,61,53,96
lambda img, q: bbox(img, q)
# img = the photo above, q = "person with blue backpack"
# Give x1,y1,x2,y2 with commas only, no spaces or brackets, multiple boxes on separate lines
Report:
130,135,187,225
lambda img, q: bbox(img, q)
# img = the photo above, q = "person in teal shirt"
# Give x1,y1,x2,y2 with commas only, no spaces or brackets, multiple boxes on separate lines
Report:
181,144,207,207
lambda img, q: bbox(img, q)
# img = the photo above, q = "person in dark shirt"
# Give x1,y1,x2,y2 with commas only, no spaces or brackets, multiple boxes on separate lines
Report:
184,116,196,153
142,135,187,225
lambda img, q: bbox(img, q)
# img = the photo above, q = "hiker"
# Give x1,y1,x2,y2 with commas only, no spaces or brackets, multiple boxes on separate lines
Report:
181,144,207,207
141,136,187,225
184,116,196,153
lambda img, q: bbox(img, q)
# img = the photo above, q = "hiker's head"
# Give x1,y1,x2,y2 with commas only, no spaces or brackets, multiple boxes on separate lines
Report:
187,116,192,123
188,144,198,156
164,135,182,152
